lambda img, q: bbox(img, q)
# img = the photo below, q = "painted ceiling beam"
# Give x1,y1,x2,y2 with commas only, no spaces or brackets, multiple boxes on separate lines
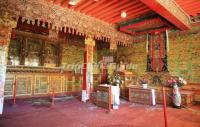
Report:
139,0,191,30
183,3,200,10
53,0,64,4
75,0,94,11
61,0,70,7
109,8,150,24
109,8,150,23
177,0,198,6
88,0,118,16
82,0,108,13
102,3,145,21
108,6,149,22
70,0,86,9
95,0,135,18
97,1,141,19
188,10,200,16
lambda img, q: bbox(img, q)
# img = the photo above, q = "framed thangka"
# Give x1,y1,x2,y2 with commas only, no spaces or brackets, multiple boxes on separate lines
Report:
7,38,21,66
146,32,168,72
25,38,42,66
44,43,58,67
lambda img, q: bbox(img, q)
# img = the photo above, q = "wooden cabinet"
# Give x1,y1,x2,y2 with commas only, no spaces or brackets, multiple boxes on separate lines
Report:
4,75,15,96
154,88,173,106
5,74,33,97
129,86,156,105
181,83,200,102
4,66,82,98
118,71,137,100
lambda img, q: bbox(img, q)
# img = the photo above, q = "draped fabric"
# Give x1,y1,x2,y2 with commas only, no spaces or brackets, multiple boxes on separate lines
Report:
147,32,168,72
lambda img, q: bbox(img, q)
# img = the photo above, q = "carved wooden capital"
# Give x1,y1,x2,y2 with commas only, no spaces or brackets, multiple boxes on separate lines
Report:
0,12,17,29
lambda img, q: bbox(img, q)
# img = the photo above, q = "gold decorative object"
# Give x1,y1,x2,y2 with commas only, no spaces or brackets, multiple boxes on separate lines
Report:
0,0,134,46
156,0,191,26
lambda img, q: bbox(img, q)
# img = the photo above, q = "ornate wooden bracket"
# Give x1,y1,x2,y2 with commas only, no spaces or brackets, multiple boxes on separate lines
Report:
139,0,191,30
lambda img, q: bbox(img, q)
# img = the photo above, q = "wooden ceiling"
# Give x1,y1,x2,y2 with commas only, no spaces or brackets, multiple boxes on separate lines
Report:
46,0,200,34
47,0,151,24
175,0,200,16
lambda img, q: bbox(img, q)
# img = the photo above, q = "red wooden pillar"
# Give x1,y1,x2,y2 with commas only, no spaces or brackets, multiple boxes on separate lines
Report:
82,37,95,102
82,48,87,102
151,35,154,71
158,33,162,71
162,87,168,127
160,33,164,71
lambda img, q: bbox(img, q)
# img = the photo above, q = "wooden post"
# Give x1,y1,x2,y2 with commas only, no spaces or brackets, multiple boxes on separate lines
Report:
51,83,55,106
13,76,17,105
162,86,168,127
108,85,111,112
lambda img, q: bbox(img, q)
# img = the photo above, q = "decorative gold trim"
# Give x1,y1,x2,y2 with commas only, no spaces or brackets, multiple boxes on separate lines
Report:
0,0,134,45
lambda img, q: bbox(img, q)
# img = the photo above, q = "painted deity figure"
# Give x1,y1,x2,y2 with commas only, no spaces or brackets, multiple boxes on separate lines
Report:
118,61,125,71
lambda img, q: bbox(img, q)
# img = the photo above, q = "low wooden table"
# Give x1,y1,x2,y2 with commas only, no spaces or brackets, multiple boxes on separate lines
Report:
128,86,156,105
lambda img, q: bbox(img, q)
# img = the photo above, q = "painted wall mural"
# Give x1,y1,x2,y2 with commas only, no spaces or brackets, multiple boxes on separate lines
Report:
117,41,147,76
168,32,200,83
116,29,200,83
61,35,85,73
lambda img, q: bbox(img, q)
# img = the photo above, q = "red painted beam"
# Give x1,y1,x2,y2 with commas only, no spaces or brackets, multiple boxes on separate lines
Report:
188,10,200,16
186,7,200,13
139,0,191,30
120,18,164,30
109,8,150,23
180,2,200,10
69,0,86,9
102,3,145,21
94,0,131,18
183,4,200,12
106,5,149,21
53,0,63,4
177,0,198,6
81,0,108,13
120,27,170,36
110,9,150,24
61,0,70,7
97,1,142,19
108,8,150,23
119,27,135,35
88,0,118,16
184,8,200,14
75,0,94,11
